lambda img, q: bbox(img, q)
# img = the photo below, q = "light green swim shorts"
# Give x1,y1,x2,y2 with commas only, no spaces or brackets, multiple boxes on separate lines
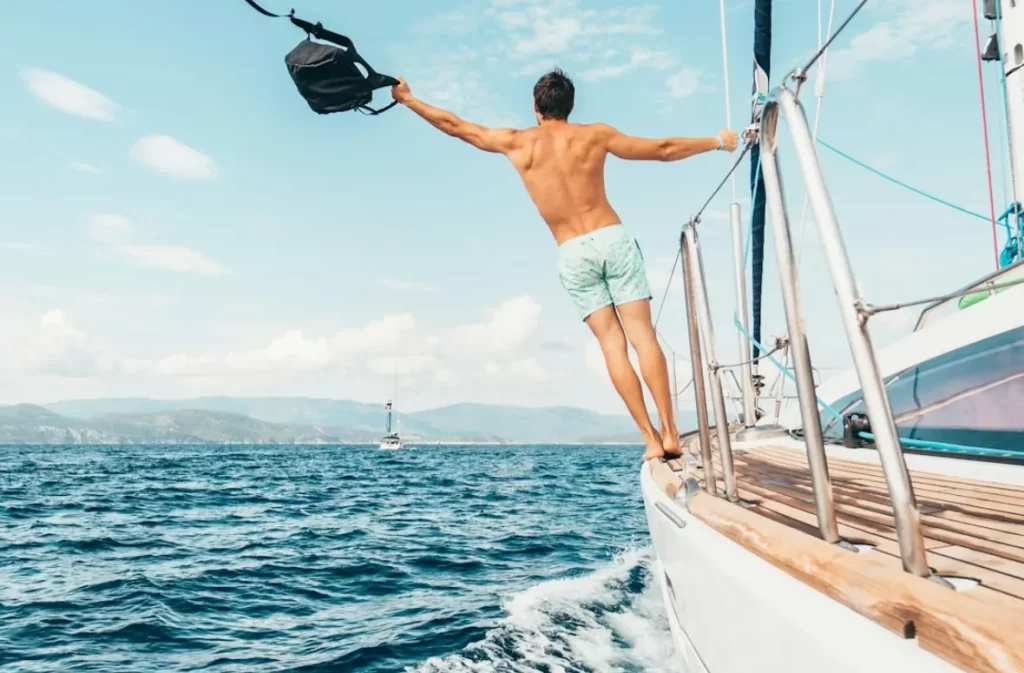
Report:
557,224,653,321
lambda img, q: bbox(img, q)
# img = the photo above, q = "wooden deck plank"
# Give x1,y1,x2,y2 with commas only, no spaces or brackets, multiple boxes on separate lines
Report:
670,462,1024,610
755,445,1024,499
729,456,1024,553
751,447,1024,515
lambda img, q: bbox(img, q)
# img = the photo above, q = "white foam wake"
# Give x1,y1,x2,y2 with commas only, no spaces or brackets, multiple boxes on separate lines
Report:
410,546,686,673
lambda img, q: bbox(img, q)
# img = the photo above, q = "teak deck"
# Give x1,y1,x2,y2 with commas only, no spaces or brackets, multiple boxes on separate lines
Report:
649,432,1024,673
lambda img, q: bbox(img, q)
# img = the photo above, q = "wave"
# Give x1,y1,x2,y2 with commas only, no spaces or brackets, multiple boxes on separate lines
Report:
409,546,684,673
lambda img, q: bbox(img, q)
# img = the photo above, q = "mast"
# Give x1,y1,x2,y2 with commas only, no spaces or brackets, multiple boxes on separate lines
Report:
385,400,393,434
994,1,1024,209
750,0,772,362
984,0,1024,261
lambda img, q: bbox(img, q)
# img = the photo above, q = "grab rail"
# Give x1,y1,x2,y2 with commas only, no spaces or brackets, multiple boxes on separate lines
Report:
678,80,931,578
766,84,928,575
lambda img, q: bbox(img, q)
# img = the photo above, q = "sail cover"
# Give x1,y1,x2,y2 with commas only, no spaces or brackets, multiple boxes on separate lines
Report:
749,0,771,359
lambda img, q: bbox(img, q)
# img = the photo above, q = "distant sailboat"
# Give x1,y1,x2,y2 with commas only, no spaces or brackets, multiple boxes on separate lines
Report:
379,371,403,450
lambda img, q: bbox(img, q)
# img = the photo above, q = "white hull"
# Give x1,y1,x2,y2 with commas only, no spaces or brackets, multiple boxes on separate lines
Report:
379,437,403,450
640,460,965,673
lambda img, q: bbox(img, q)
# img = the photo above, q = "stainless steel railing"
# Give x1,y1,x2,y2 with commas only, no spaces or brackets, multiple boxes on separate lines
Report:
678,78,931,577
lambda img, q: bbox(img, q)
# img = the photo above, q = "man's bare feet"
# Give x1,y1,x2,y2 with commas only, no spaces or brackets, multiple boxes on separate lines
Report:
642,430,666,462
661,428,680,458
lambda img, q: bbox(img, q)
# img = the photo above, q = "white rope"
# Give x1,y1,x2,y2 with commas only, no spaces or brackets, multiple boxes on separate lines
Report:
793,0,837,269
718,0,737,202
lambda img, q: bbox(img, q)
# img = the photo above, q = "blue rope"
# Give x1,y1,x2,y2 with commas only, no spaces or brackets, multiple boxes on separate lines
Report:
816,139,991,223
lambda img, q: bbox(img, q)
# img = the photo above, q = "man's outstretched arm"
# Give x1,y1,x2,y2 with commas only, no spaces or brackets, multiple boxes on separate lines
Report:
596,124,738,162
392,77,518,154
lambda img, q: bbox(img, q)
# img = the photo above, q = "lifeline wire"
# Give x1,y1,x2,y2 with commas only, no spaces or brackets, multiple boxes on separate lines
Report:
693,142,754,223
859,274,1024,314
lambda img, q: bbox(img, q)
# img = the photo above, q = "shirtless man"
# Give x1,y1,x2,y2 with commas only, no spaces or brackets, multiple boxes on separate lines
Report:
391,69,738,461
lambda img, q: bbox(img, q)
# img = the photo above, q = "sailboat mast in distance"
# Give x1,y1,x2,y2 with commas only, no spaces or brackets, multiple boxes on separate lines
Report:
750,0,772,362
385,400,393,434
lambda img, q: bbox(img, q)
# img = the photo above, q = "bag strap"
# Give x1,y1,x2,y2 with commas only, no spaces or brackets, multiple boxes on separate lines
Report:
242,0,289,18
242,0,399,93
358,101,399,116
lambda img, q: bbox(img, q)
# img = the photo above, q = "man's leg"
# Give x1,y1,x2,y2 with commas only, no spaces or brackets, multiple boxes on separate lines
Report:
584,305,665,460
617,299,679,456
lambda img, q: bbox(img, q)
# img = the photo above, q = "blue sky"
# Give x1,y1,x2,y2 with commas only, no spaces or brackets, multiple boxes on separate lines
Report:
0,0,1012,415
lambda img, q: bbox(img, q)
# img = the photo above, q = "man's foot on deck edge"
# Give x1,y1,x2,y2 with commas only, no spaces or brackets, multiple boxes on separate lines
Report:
661,428,680,458
642,432,669,462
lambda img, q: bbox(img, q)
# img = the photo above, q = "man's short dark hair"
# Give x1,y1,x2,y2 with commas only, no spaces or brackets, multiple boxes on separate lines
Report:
533,68,575,120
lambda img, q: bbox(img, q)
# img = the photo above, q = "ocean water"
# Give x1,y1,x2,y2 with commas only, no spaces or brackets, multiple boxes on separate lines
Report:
0,444,684,673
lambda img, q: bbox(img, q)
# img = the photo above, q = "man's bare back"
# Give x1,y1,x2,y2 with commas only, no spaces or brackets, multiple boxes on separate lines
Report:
503,123,621,244
390,68,737,461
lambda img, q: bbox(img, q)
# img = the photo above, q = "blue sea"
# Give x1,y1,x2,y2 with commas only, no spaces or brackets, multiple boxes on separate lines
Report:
0,444,683,673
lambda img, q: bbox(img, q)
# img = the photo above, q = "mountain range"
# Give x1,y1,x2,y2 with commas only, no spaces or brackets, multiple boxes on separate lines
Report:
0,397,696,445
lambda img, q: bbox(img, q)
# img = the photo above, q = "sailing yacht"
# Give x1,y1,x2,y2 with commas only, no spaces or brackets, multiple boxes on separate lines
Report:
643,2,1024,673
379,399,403,450
379,370,404,450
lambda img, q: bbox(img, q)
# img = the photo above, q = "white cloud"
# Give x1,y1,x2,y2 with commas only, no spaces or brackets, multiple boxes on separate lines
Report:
85,213,230,277
1,295,555,403
87,213,134,242
826,0,970,80
109,244,230,276
447,295,542,358
417,9,480,35
1,310,112,377
20,68,119,121
69,161,99,174
131,135,217,179
418,0,670,89
496,1,662,58
378,278,439,293
0,241,43,252
140,313,418,379
666,67,702,99
369,354,443,376
483,356,559,382
581,48,673,82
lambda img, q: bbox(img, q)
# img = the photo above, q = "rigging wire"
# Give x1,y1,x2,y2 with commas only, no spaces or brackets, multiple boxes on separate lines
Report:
971,0,1002,269
653,250,681,329
795,0,869,83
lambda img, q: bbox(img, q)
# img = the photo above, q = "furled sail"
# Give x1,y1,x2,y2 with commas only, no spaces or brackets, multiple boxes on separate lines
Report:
750,0,772,359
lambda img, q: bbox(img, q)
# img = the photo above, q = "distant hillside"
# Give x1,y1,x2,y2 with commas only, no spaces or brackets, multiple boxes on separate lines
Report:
0,404,359,445
2,396,697,444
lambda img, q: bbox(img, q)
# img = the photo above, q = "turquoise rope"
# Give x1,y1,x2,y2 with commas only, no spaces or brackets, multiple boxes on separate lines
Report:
816,139,991,223
859,432,1020,460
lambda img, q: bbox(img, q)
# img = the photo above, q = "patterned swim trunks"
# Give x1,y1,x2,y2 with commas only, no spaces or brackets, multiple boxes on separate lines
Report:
556,224,653,321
